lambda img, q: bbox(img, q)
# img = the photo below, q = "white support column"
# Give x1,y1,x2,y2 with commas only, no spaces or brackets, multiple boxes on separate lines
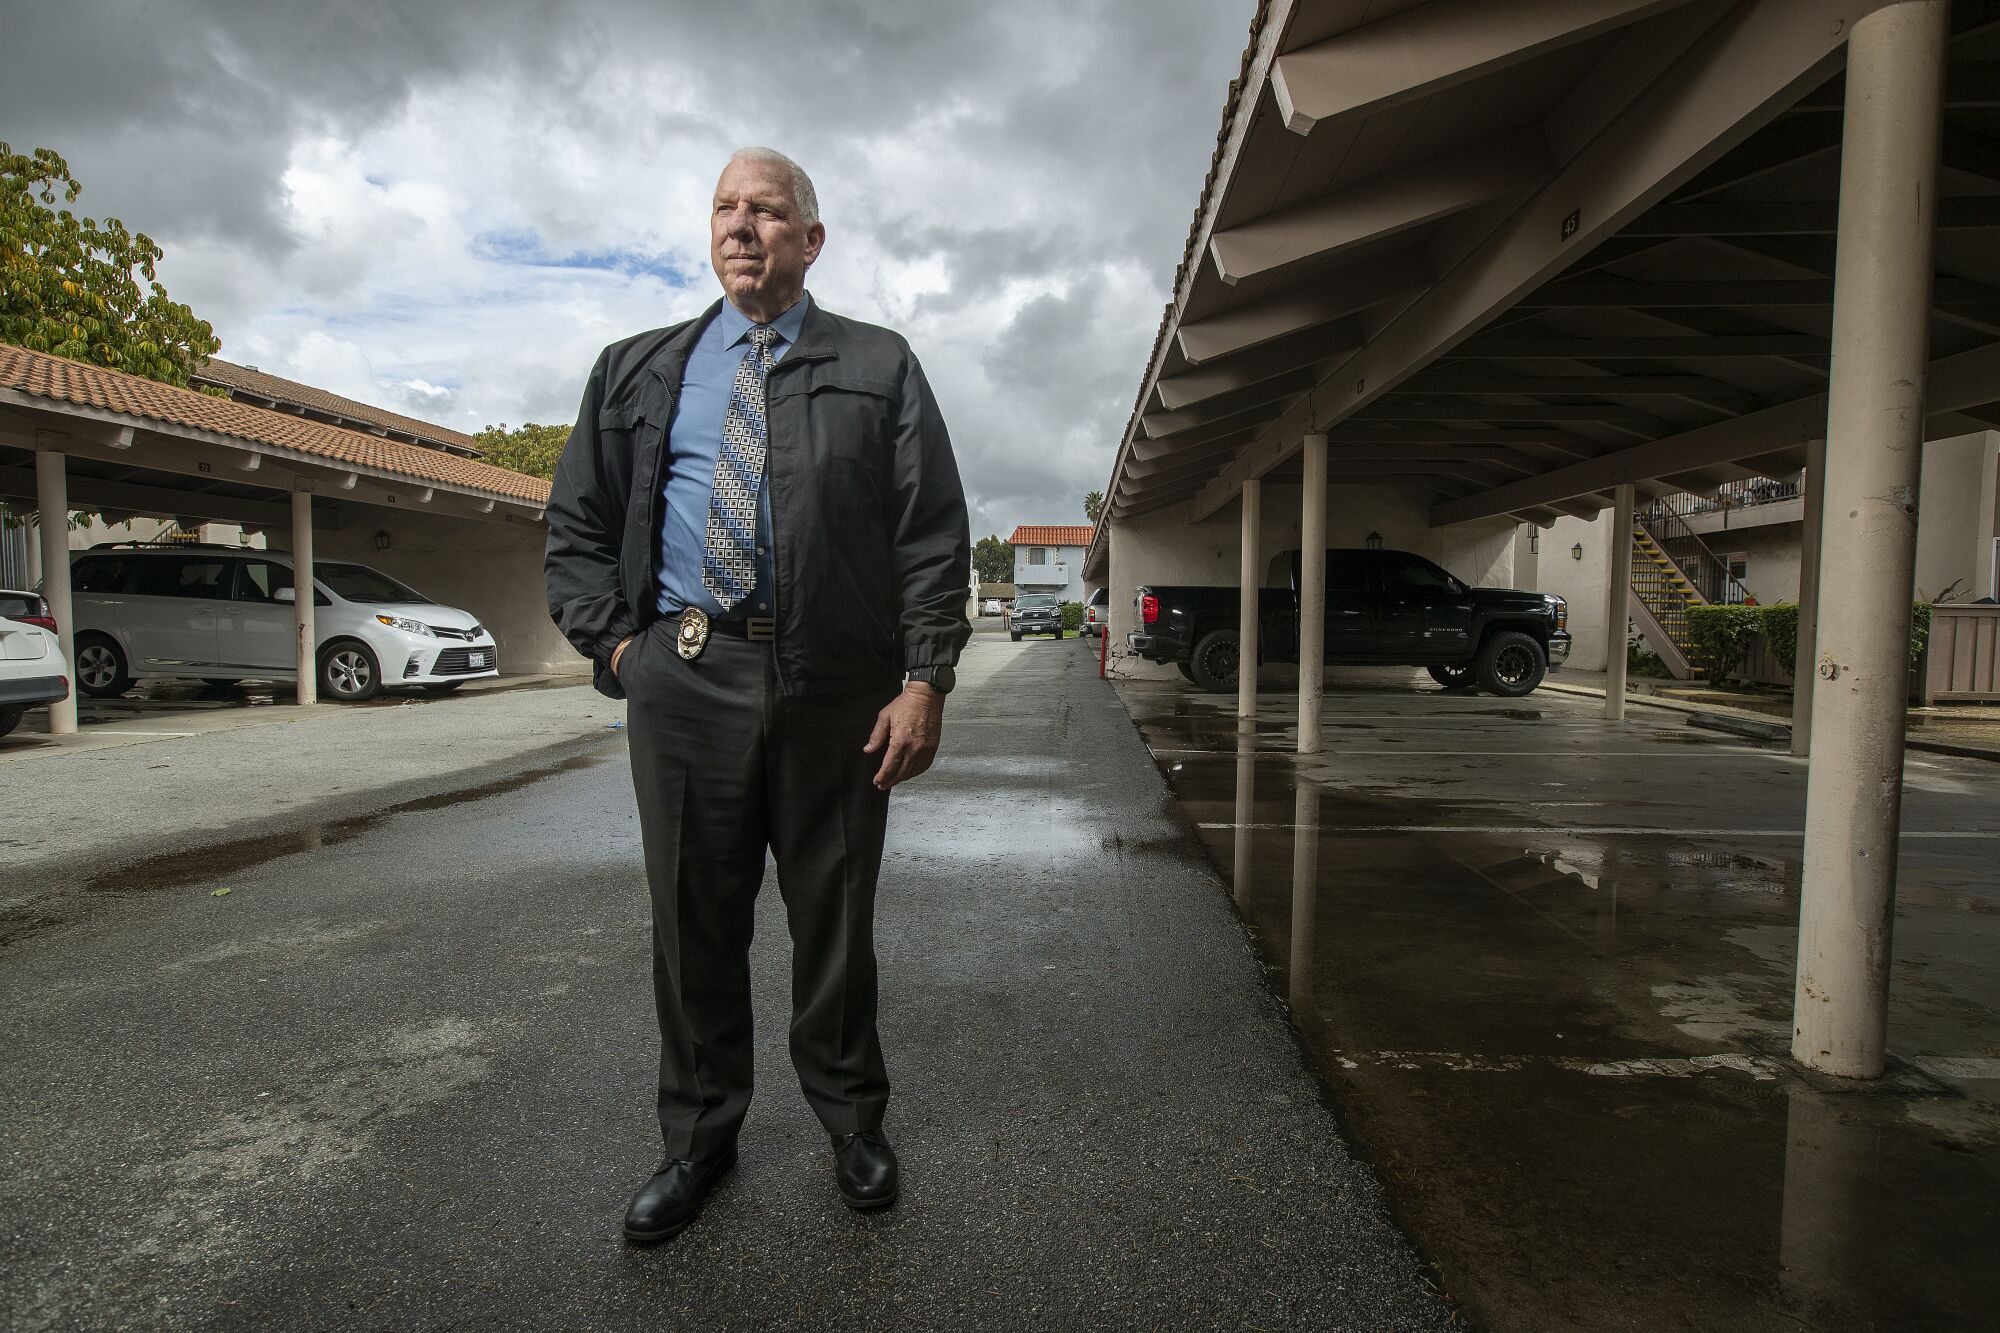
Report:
1793,0,1949,1081
1297,434,1328,755
1791,439,1827,758
34,451,76,735
292,489,318,707
1237,479,1262,721
1604,482,1635,721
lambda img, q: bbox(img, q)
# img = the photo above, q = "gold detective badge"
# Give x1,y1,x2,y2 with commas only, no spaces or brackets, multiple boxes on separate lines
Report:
676,607,711,661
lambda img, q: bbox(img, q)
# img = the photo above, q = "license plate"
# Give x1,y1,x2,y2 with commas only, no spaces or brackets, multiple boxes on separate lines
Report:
469,652,487,667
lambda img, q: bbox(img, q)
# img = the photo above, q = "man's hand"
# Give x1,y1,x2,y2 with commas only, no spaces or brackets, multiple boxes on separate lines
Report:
610,634,636,678
863,683,945,790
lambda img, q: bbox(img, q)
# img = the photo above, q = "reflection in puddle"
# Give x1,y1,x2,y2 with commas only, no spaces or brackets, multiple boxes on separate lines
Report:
1129,680,2000,1331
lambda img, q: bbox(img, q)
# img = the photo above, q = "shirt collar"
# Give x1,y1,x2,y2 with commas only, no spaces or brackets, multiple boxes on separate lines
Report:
718,292,811,351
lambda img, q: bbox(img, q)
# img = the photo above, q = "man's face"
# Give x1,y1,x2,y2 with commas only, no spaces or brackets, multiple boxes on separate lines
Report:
710,159,824,313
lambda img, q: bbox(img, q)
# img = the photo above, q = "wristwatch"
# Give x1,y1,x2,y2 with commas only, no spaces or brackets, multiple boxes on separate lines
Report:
906,664,956,694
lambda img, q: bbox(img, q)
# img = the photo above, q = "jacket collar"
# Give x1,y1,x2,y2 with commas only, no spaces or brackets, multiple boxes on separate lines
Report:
784,297,839,365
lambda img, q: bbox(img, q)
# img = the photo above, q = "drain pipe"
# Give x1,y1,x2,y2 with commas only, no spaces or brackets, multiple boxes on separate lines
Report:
1793,0,1948,1080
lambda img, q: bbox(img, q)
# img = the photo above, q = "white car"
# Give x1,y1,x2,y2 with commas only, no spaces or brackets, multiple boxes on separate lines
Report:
0,589,70,738
981,598,1004,616
63,544,499,703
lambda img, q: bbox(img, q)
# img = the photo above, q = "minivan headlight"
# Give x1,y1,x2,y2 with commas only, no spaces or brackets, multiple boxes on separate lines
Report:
376,615,434,637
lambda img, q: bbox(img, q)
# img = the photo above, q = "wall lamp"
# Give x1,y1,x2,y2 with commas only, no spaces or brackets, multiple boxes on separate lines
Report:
373,529,393,552
1572,542,1585,561
1364,530,1383,550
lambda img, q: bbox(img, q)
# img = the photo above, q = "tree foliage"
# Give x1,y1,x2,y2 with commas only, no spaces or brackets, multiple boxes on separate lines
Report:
1082,490,1103,523
972,533,1013,586
1,143,219,386
475,422,570,480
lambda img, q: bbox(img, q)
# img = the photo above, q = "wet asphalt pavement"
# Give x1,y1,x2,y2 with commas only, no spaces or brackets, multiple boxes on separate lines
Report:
2,626,1450,1332
1119,669,2000,1332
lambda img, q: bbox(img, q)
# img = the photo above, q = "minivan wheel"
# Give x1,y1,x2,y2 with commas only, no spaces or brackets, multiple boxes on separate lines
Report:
1476,631,1546,698
74,634,134,697
1187,628,1241,693
0,705,24,738
318,640,382,702
1427,663,1478,692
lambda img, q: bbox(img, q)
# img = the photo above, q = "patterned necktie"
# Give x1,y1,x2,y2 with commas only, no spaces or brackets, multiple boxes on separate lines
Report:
701,324,780,612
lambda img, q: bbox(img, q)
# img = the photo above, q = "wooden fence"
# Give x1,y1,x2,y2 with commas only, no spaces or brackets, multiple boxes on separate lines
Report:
1923,604,2000,702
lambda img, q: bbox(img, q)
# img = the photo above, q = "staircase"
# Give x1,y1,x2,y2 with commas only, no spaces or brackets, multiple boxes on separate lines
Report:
1628,501,1753,681
1630,525,1704,678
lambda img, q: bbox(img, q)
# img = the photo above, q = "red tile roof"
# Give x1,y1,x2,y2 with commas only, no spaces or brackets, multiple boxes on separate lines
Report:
0,345,550,505
1007,525,1095,548
194,357,485,454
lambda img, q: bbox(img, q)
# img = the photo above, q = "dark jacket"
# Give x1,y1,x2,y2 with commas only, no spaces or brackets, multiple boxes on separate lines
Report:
545,298,972,698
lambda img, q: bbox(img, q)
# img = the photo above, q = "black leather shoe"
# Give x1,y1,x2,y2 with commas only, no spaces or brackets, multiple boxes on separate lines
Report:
832,1130,899,1210
622,1147,737,1244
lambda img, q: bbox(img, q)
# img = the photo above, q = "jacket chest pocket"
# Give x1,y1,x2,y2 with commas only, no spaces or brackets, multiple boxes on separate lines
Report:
789,377,897,468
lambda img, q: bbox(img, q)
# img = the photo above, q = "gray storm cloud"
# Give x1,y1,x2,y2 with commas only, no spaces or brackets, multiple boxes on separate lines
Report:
1,0,1253,538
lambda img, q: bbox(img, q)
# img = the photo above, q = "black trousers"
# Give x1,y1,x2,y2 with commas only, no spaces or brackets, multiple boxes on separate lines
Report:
620,622,897,1160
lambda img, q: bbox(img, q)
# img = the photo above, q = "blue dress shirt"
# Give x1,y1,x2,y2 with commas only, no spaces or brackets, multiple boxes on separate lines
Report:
655,294,812,619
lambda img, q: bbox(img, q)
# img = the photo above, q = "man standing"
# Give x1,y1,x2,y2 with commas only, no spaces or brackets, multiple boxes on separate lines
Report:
545,147,970,1244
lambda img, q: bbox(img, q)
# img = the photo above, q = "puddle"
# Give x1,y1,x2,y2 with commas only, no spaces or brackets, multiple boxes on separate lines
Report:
1,749,614,948
1122,677,2000,1331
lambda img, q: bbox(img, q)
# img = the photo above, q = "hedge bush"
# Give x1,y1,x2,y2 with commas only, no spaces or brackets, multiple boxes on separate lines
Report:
1061,600,1084,631
1685,604,1764,682
1761,602,1800,675
1691,600,1931,680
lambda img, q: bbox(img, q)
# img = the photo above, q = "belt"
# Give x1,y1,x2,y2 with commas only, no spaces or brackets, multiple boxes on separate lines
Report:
667,612,775,642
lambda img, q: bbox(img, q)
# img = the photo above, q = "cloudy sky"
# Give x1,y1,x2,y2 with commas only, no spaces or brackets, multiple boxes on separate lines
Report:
4,0,1253,539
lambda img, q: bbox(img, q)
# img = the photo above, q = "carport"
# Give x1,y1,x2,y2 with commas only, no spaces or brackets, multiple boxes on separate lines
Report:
1091,0,2000,1080
0,346,566,734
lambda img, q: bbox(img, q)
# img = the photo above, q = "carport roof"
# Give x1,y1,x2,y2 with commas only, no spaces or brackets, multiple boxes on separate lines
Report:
191,358,487,458
1104,0,2000,530
0,345,550,505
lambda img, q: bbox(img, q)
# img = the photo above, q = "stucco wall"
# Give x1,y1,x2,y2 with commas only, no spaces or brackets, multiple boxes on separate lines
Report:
1103,482,1517,680
1540,514,1616,672
1916,430,2000,601
275,502,583,678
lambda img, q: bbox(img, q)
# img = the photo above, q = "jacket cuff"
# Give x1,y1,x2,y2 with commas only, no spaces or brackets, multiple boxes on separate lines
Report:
902,638,960,672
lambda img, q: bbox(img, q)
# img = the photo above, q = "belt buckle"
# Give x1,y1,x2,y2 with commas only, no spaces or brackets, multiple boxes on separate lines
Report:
676,607,710,660
745,616,776,642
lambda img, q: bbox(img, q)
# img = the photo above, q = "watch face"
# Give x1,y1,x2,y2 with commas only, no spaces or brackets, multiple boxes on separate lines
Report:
916,664,956,693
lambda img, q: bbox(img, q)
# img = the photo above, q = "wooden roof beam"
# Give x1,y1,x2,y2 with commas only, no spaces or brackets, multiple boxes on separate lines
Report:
1427,339,2000,525
1155,320,1363,410
1175,253,1433,365
1271,0,1697,136
1208,129,1551,285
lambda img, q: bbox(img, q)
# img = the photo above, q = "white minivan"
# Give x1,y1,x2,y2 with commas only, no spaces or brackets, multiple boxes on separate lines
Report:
64,544,499,703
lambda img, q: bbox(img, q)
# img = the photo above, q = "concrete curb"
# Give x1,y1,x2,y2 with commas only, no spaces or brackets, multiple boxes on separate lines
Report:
1539,679,2000,763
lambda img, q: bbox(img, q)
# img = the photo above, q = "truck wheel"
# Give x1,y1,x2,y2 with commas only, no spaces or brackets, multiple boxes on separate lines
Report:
1476,631,1546,698
1427,664,1477,692
1187,629,1240,693
1176,661,1198,683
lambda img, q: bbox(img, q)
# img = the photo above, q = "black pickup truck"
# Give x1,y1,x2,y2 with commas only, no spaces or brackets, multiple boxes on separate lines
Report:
1128,548,1569,698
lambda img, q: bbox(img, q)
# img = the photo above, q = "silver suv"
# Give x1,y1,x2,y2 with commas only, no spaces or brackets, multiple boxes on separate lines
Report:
63,544,498,702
